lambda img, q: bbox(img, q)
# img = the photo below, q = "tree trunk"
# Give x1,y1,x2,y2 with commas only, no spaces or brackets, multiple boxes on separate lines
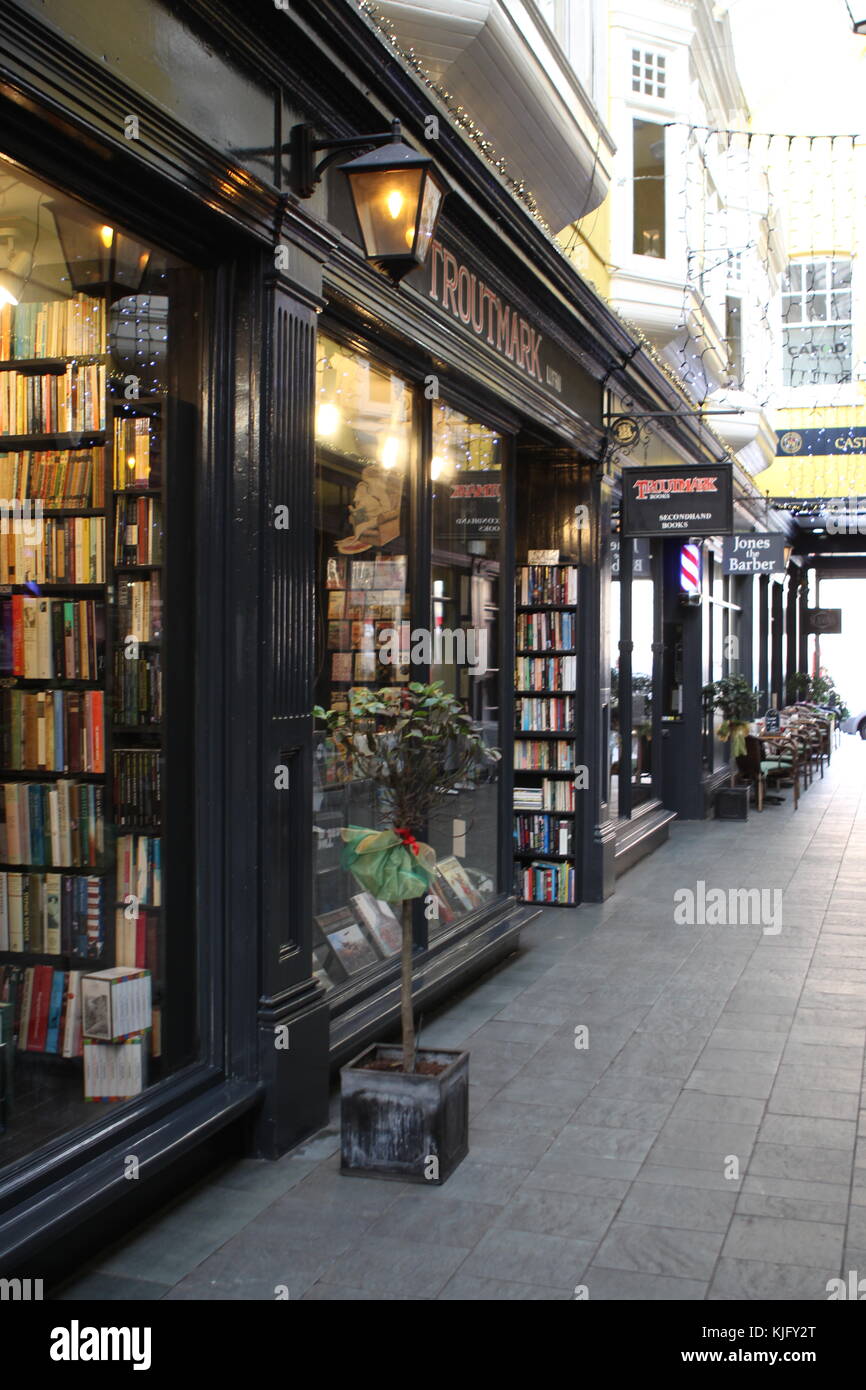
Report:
401,898,416,1074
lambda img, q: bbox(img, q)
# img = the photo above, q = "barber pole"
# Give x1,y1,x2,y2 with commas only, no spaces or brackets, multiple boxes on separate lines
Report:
680,543,701,594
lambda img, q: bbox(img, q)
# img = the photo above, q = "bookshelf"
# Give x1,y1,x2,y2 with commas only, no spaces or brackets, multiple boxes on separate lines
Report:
0,291,165,1091
514,563,579,907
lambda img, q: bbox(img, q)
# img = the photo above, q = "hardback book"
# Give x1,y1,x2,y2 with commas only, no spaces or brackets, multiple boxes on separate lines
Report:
80,967,151,1041
83,1032,148,1101
350,892,402,957
326,922,379,976
437,856,482,912
331,652,353,683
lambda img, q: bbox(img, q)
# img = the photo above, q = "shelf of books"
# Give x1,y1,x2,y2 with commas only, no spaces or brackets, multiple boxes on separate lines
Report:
0,292,164,1114
514,563,579,907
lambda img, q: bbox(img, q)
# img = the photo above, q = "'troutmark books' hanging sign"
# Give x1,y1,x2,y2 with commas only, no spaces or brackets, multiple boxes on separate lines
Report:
621,464,734,538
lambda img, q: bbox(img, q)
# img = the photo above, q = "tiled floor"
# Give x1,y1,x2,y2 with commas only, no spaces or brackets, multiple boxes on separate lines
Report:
55,737,866,1300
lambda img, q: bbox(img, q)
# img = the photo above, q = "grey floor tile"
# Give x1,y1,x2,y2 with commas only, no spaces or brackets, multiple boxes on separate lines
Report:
617,1181,737,1233
493,1186,621,1243
583,1267,708,1301
437,1273,570,1300
767,1086,860,1121
593,1219,724,1280
319,1236,470,1297
365,1193,501,1247
570,1094,673,1131
722,1214,845,1268
708,1257,840,1300
458,1226,594,1291
54,1273,171,1301
758,1114,857,1151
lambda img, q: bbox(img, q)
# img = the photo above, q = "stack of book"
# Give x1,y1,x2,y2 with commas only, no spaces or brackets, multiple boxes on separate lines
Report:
0,364,106,435
0,871,104,955
0,780,105,866
0,596,105,679
0,516,106,584
0,294,106,359
517,565,578,606
0,448,105,508
0,963,84,1055
515,655,576,692
81,966,152,1101
0,688,104,771
520,860,575,905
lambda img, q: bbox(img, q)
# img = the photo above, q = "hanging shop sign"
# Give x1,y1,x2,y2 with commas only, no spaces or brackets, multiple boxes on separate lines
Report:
621,464,733,538
722,533,786,575
805,608,842,634
610,536,651,577
776,427,866,456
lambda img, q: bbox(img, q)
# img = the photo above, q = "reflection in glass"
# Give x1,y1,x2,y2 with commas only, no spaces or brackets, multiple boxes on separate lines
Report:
428,401,501,933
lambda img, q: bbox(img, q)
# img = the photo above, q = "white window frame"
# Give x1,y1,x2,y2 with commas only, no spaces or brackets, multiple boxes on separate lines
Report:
631,45,667,101
781,255,853,390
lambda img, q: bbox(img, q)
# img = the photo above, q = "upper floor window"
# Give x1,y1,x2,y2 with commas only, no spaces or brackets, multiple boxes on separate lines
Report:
632,47,666,99
633,120,666,258
782,257,852,387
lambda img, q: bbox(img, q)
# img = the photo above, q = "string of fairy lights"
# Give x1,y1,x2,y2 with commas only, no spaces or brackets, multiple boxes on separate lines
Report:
355,0,866,507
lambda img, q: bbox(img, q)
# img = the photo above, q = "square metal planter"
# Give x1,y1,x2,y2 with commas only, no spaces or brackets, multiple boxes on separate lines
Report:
340,1043,469,1184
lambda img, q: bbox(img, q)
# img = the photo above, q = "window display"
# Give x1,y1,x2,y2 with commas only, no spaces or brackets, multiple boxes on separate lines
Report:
313,336,414,989
313,341,503,990
0,162,200,1166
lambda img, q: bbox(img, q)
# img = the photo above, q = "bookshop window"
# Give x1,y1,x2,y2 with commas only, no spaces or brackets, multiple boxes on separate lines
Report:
313,335,414,989
0,162,200,1168
427,402,501,935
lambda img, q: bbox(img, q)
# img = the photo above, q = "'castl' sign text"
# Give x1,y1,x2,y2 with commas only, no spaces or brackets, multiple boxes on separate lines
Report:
427,240,543,383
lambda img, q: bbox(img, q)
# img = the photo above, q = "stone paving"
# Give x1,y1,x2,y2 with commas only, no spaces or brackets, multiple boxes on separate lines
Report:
56,738,866,1301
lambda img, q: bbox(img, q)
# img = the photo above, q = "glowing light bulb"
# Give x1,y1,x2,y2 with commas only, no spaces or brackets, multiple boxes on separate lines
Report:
381,436,399,469
386,191,403,220
430,455,444,480
316,403,340,438
127,455,136,470
99,225,115,249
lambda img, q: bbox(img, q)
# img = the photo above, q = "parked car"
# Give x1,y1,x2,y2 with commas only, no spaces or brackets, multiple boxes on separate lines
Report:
841,708,866,738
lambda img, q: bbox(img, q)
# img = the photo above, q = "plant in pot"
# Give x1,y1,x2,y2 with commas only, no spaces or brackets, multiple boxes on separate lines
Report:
313,681,500,1183
706,676,757,758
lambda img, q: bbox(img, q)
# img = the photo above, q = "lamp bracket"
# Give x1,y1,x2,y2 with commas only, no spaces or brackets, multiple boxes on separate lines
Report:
288,120,401,198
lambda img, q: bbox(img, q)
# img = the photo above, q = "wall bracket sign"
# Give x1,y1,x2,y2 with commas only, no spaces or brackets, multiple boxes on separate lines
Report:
621,463,734,538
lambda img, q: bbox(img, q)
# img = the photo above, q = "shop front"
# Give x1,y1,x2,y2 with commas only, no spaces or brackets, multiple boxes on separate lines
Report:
0,0,762,1276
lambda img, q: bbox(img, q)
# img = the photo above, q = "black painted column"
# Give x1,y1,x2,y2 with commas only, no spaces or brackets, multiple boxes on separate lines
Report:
771,579,784,709
758,575,770,710
581,463,616,902
785,568,799,699
254,214,335,1157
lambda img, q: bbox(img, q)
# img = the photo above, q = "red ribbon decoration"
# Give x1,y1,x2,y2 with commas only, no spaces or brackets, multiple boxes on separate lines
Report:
395,826,420,856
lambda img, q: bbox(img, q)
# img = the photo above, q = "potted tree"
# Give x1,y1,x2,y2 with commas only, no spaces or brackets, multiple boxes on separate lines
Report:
704,675,757,818
313,681,500,1183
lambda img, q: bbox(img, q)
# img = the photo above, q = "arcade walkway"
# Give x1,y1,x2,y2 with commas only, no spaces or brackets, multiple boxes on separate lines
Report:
57,737,866,1301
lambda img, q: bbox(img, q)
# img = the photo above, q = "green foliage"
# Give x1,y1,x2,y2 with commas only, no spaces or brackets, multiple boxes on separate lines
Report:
314,681,500,835
785,669,849,719
704,675,757,724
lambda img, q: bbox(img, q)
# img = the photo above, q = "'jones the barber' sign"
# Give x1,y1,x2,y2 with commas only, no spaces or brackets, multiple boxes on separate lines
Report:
621,464,733,538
